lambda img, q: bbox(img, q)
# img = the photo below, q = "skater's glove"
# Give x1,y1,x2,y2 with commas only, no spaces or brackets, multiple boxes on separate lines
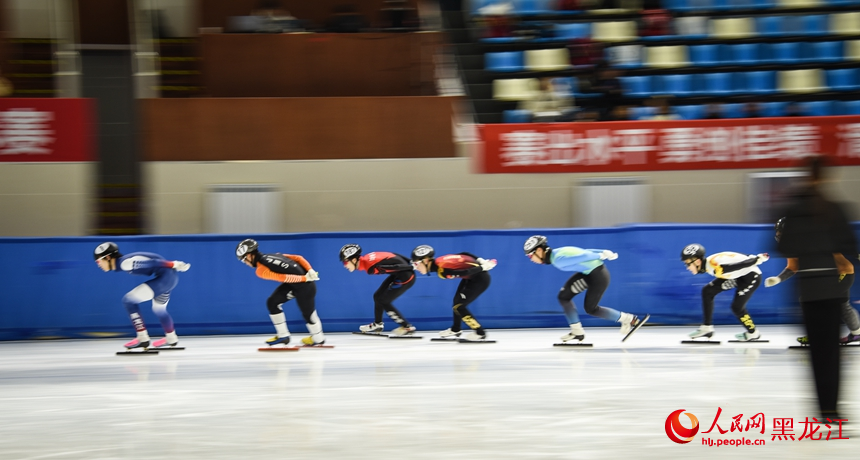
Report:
755,253,769,265
764,276,780,288
305,269,320,282
477,258,497,271
172,261,191,272
599,250,618,261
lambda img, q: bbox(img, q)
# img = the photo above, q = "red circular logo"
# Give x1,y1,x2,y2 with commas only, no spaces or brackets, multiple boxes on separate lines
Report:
665,409,699,444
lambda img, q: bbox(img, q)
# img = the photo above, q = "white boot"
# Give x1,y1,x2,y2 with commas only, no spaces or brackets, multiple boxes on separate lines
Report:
689,325,715,339
560,323,585,342
734,330,761,342
619,312,635,335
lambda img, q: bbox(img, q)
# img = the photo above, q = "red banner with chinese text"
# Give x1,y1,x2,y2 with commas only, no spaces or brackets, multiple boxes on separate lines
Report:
0,98,95,162
479,116,860,173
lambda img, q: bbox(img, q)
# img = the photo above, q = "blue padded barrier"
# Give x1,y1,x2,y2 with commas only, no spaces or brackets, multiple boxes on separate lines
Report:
2,225,858,341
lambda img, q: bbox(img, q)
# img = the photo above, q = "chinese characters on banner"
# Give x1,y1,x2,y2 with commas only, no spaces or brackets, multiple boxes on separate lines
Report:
696,407,848,445
0,99,94,162
479,117,860,173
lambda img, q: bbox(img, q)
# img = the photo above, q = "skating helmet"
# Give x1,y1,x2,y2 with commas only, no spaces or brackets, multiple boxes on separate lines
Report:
236,239,259,261
524,235,548,255
411,245,435,261
94,242,120,260
774,217,786,242
681,243,706,261
339,244,361,262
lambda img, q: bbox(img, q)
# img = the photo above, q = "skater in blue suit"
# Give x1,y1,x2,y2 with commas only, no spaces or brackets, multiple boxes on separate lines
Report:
94,242,190,350
524,235,649,343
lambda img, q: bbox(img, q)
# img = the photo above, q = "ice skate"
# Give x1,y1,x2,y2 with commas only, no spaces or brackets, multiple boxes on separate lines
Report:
430,328,461,342
560,323,586,342
124,338,150,349
688,325,715,339
733,330,762,342
390,325,416,336
797,336,809,345
151,338,184,350
359,322,384,333
300,336,333,348
265,335,291,346
621,314,649,342
458,332,496,343
840,333,860,345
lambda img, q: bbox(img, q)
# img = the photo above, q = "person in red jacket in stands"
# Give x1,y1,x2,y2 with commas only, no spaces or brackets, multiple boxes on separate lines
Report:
340,244,418,336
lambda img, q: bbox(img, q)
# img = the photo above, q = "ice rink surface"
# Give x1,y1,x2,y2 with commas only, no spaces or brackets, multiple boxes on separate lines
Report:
1,325,858,460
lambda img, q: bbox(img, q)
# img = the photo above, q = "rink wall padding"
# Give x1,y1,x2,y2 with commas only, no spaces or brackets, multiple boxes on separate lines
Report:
2,224,858,341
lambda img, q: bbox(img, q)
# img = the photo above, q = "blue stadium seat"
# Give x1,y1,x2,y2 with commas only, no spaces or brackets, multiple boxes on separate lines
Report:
675,105,705,120
690,44,721,66
744,71,776,94
842,100,860,115
728,43,761,65
629,106,657,120
619,76,653,97
803,15,829,36
825,0,860,5
782,16,805,36
555,23,591,40
713,0,754,9
800,101,833,116
661,74,695,96
751,0,777,8
503,109,533,123
760,101,787,117
755,16,784,37
485,51,525,72
513,0,552,16
809,41,843,63
471,0,494,15
768,42,800,64
702,73,734,96
723,103,744,118
826,68,859,91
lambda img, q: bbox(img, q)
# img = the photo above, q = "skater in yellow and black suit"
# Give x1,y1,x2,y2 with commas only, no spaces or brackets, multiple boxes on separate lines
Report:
410,245,497,342
236,239,325,346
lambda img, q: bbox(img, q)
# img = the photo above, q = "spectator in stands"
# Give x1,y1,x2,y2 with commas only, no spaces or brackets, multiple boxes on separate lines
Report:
568,37,602,68
590,65,624,119
743,102,762,119
478,2,515,39
602,105,631,121
326,4,368,33
648,97,679,121
252,0,303,32
639,9,672,37
704,103,722,119
519,77,574,122
557,0,583,12
785,101,803,117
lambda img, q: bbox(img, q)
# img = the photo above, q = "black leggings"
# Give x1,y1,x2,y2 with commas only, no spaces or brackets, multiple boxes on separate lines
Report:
373,271,416,325
266,282,317,323
701,271,760,332
450,271,491,334
557,264,618,321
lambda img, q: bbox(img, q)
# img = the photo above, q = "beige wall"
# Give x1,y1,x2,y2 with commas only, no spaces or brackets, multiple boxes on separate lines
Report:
143,158,860,234
0,163,95,236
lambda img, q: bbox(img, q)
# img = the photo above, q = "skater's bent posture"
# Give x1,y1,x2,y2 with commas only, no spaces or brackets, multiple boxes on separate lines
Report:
94,242,190,349
524,235,648,343
339,244,417,335
236,239,325,346
410,245,497,342
766,218,860,345
681,243,768,341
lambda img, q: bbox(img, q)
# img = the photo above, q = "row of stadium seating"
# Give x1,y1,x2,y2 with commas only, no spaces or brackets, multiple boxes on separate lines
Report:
471,0,860,16
502,99,860,122
482,13,860,43
486,41,860,71
491,68,858,100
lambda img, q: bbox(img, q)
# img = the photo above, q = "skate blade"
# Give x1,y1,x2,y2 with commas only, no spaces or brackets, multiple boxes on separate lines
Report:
300,344,335,348
728,339,769,343
621,314,650,342
153,346,185,351
430,337,461,342
553,342,593,347
788,345,810,349
840,343,860,346
458,339,496,343
389,335,423,339
352,332,389,337
116,350,159,355
257,347,300,352
681,340,721,345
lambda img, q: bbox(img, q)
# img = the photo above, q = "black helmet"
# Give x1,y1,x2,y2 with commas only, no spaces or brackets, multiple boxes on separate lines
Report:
411,245,435,261
236,239,259,261
524,235,548,255
774,217,785,242
681,243,706,261
339,244,361,262
94,242,120,260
